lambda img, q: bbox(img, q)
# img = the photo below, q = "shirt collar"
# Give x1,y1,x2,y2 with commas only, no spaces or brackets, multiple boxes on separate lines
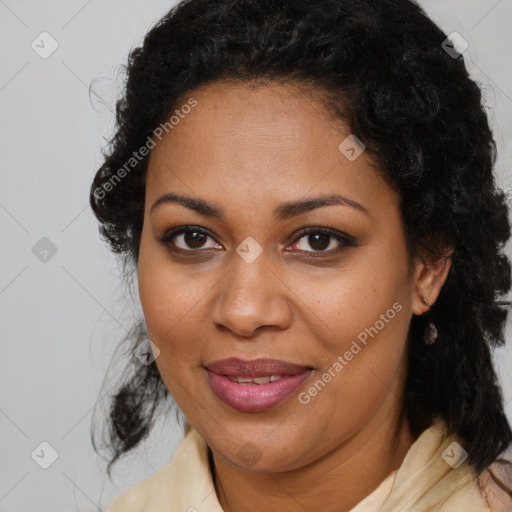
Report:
106,418,490,512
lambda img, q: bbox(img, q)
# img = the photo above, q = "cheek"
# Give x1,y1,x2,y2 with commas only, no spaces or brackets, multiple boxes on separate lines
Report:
137,252,207,406
137,230,206,361
284,248,410,355
285,245,411,413
294,303,410,444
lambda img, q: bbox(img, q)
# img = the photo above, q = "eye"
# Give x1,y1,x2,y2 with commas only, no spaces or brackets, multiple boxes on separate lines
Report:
158,226,356,256
287,227,355,255
158,226,221,252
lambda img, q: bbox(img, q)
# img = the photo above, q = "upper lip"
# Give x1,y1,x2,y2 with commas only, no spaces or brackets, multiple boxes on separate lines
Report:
204,358,312,377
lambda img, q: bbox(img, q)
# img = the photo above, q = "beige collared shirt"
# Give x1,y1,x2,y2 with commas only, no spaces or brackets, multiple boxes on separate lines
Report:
105,419,492,512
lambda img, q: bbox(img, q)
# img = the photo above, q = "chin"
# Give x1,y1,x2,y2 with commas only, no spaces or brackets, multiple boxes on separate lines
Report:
206,424,317,473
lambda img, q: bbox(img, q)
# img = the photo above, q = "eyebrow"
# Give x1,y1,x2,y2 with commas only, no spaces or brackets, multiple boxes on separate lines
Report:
150,192,369,221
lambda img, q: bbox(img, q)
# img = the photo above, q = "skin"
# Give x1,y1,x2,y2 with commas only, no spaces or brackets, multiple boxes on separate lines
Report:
137,80,452,512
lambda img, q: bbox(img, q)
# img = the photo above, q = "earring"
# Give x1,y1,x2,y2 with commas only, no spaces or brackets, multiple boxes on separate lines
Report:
420,292,438,345
423,320,438,345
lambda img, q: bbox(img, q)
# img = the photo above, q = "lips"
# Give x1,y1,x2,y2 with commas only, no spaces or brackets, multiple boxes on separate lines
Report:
205,357,311,377
204,358,314,412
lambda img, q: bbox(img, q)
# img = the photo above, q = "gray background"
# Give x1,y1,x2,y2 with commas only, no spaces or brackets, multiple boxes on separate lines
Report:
1,1,511,510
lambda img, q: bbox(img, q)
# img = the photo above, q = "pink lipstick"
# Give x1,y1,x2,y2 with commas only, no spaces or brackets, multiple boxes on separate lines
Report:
204,358,314,412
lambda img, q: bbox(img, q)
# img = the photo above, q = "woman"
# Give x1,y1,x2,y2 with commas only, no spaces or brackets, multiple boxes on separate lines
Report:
90,0,512,510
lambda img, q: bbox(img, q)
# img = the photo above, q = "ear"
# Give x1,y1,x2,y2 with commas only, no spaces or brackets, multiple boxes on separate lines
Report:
411,248,453,316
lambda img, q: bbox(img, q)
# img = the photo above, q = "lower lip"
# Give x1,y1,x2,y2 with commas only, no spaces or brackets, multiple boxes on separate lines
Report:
206,369,313,412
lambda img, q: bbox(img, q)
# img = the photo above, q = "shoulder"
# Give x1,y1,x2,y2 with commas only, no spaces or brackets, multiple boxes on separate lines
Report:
104,426,217,512
382,418,492,512
104,428,194,512
104,459,176,512
478,445,512,512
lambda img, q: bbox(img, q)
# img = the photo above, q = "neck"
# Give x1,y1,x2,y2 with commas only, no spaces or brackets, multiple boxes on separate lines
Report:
211,409,415,512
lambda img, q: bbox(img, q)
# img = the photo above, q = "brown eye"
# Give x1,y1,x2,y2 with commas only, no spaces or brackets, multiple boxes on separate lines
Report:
303,232,331,251
288,227,355,254
158,226,221,252
180,230,208,249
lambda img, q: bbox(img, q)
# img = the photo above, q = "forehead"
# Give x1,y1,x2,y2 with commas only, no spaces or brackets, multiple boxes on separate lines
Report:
145,80,395,222
149,80,347,169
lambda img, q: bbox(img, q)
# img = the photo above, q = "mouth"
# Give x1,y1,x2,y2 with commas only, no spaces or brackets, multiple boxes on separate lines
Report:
204,358,314,412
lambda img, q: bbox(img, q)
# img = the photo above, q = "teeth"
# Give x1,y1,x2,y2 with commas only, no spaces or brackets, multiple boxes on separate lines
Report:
252,376,271,384
225,375,283,384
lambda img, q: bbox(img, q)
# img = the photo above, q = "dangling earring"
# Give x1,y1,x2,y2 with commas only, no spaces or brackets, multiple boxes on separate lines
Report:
420,293,438,345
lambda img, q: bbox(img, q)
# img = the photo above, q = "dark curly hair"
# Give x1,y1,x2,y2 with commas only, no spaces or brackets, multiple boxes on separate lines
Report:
90,0,512,481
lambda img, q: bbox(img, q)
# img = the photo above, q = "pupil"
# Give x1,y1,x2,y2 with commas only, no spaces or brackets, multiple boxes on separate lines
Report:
309,233,329,251
185,231,206,249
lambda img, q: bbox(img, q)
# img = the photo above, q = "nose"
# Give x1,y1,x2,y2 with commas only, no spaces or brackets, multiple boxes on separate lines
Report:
208,251,293,338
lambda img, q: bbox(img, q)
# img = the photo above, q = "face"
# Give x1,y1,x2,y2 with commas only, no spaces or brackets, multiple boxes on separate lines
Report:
138,80,422,472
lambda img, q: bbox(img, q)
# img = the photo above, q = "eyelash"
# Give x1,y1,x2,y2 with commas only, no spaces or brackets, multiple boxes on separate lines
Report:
157,226,356,257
